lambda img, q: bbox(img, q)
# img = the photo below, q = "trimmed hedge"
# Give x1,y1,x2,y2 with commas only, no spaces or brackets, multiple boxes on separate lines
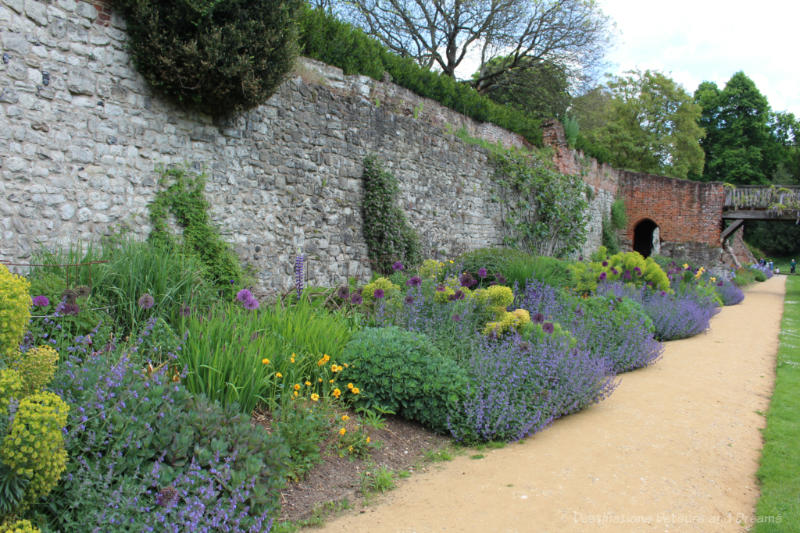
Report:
298,6,542,145
114,0,301,116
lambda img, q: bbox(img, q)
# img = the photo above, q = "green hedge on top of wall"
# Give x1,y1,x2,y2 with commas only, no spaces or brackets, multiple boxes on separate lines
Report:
297,6,543,146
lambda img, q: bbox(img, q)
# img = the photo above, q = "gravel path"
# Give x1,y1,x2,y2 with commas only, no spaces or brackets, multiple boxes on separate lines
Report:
312,276,786,532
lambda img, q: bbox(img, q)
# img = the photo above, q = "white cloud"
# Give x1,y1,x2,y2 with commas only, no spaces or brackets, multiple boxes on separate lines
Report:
598,0,800,114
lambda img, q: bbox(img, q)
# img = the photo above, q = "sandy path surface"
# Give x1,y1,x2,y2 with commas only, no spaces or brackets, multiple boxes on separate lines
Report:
313,276,786,533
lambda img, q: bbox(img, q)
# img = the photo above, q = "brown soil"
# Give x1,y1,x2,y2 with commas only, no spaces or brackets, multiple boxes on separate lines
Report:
276,415,451,524
303,276,787,532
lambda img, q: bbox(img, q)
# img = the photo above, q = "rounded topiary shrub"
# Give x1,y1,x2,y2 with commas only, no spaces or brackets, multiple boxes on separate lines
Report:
338,327,468,433
114,0,301,116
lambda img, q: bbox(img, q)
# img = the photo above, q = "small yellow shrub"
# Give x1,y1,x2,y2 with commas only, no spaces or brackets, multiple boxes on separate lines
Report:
0,368,25,417
0,265,31,361
14,346,59,394
1,391,69,508
0,519,41,533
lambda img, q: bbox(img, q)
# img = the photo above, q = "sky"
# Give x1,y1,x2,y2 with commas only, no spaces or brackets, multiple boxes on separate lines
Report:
597,0,800,116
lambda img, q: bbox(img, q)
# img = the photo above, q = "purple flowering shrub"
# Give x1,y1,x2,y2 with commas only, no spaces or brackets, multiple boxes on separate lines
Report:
449,334,617,443
715,280,745,306
519,280,663,373
597,281,719,341
41,332,288,532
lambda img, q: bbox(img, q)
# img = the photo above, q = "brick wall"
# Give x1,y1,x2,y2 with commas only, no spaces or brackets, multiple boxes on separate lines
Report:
618,171,724,246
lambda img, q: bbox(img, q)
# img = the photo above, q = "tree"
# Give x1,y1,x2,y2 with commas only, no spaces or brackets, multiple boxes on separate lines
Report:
571,70,705,178
333,0,609,87
475,56,571,120
694,72,774,184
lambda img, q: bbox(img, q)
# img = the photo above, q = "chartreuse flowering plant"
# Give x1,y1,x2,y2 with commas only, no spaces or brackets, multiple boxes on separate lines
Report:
0,265,31,361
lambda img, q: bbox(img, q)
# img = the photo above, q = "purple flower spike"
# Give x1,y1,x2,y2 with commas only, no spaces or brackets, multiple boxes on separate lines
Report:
373,288,385,299
392,261,404,272
32,295,50,307
236,289,253,303
138,293,155,310
406,276,421,287
294,255,305,298
477,268,488,279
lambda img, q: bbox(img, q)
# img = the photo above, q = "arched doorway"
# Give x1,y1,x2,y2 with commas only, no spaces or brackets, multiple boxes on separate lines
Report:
633,219,660,257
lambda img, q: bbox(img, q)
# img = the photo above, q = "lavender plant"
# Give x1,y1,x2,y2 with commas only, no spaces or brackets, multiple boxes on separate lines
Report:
449,334,616,443
596,281,719,341
519,280,663,373
42,336,289,532
716,279,745,306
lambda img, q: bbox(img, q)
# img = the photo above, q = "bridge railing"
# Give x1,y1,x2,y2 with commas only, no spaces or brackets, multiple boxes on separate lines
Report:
723,185,800,216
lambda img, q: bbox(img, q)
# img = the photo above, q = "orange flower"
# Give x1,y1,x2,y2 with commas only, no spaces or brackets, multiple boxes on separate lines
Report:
310,393,320,402
351,387,360,395
338,427,346,436
366,436,371,443
293,383,301,391
332,388,341,398
275,372,283,378
305,380,312,386
341,415,349,421
261,358,270,365
347,383,354,389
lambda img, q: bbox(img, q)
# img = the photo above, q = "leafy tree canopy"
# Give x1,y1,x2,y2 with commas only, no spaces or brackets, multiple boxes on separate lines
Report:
571,70,705,179
329,0,610,89
473,56,572,121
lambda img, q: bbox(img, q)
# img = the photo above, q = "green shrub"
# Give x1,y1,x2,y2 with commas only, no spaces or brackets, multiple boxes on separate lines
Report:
114,0,301,115
451,247,530,285
361,156,421,274
298,6,542,145
337,327,469,433
502,255,573,288
0,519,40,533
570,248,670,294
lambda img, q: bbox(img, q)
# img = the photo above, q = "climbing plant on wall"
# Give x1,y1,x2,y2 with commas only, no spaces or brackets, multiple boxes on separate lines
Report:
148,167,243,297
361,156,421,274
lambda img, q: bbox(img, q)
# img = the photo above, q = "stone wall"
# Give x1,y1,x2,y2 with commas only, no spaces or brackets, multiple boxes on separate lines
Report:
0,0,525,294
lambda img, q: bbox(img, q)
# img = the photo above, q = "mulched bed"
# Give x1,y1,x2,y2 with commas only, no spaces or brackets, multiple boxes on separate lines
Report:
270,415,452,524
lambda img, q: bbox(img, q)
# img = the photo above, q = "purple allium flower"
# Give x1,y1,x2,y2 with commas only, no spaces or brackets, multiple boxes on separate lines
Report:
477,268,488,279
436,285,446,292
406,276,421,287
610,267,618,275
459,272,476,288
392,261,404,272
294,255,305,298
404,295,415,305
243,297,260,310
542,322,555,334
137,293,155,310
533,312,544,324
236,289,253,303
602,261,608,267
351,294,363,305
622,270,632,282
633,267,642,275
32,295,50,307
495,274,507,285
62,302,81,316
337,286,350,299
448,289,465,301
598,272,607,281
373,288,385,299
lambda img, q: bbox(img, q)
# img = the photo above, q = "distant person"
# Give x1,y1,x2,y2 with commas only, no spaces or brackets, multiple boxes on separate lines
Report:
768,259,774,271
791,259,797,274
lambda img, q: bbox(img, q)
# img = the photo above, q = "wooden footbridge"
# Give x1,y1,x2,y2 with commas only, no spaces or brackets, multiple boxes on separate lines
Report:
720,185,800,242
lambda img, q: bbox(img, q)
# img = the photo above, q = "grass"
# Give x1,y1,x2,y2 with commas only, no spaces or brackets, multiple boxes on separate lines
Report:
754,274,800,532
